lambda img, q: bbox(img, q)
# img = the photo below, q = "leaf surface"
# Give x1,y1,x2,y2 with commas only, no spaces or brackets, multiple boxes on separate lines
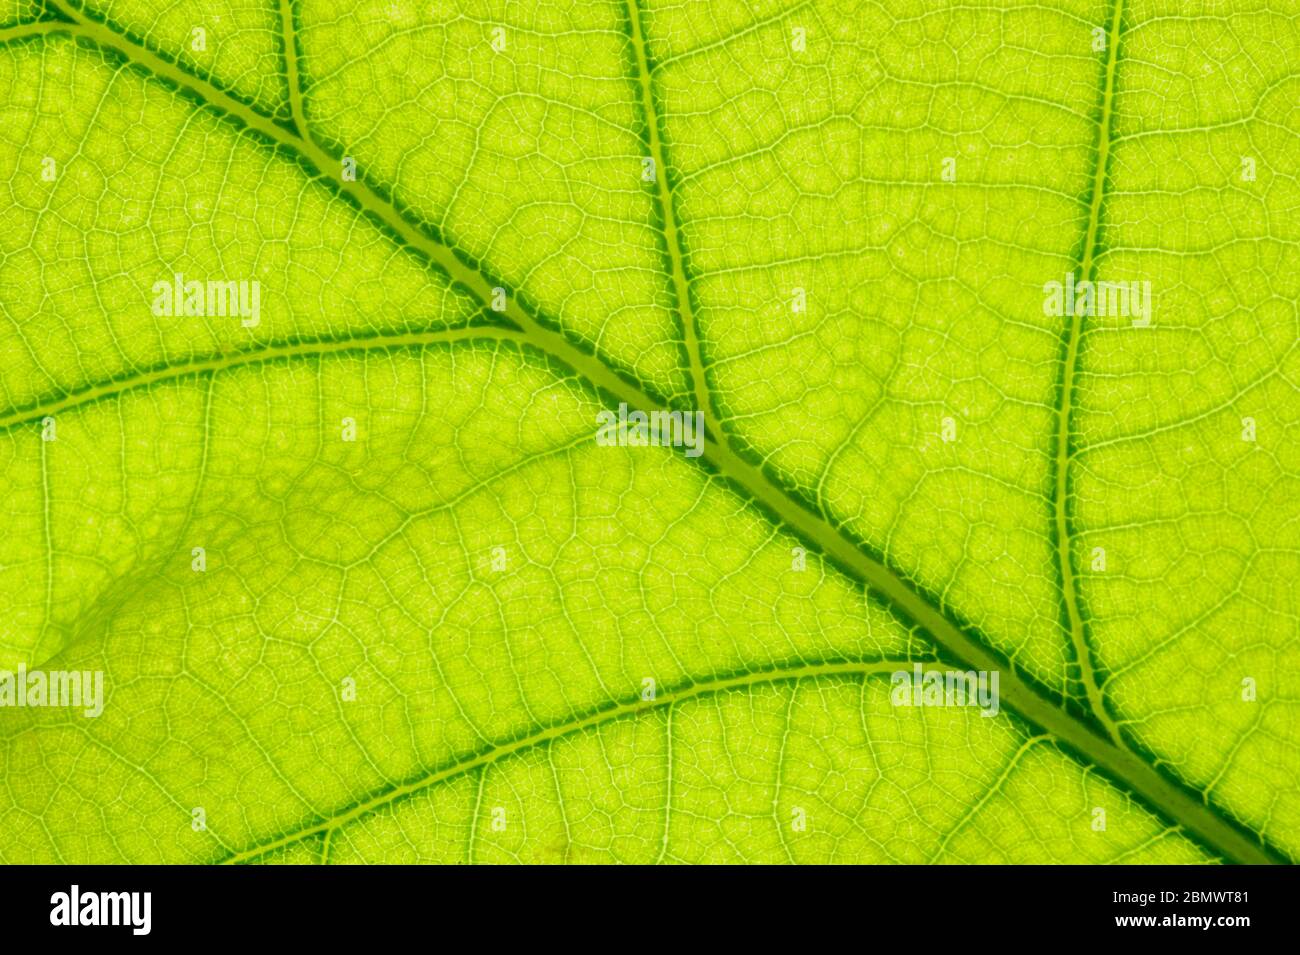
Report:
0,0,1294,863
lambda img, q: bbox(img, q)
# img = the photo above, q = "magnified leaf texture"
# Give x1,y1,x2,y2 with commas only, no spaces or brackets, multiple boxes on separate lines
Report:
0,0,1296,864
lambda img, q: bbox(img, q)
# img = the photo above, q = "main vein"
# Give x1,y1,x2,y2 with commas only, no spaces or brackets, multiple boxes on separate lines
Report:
4,1,1284,864
1054,0,1126,745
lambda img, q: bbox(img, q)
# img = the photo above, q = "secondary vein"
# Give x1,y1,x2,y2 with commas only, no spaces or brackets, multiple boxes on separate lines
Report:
0,326,527,430
220,659,919,863
623,0,719,429
1053,0,1126,746
277,0,309,135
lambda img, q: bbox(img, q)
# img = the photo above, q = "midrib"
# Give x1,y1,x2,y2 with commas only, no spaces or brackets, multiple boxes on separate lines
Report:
2,1,1285,864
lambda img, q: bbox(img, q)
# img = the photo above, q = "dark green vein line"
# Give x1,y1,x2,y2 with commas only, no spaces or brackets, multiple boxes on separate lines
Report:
221,659,918,864
4,3,1287,865
623,0,717,428
1054,0,1125,745
277,0,308,136
0,326,526,430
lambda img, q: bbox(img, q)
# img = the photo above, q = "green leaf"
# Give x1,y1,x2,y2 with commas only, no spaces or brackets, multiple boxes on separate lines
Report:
0,0,1294,864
